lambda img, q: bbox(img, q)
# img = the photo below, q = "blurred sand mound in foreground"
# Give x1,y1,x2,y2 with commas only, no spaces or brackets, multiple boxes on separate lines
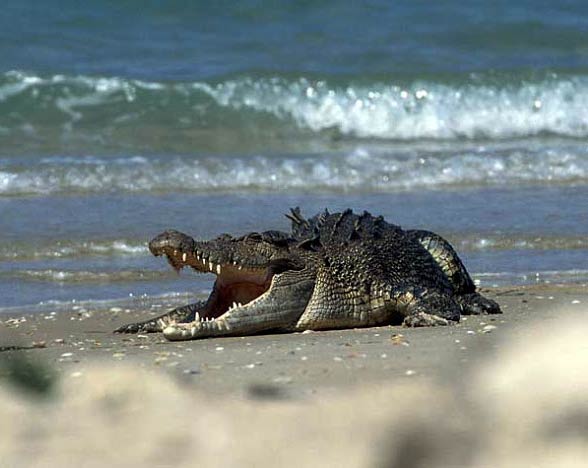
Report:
1,312,587,468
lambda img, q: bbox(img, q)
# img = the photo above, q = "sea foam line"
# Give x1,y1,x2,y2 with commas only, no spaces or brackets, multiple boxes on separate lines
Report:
1,144,588,196
0,240,148,261
2,269,174,284
473,269,588,287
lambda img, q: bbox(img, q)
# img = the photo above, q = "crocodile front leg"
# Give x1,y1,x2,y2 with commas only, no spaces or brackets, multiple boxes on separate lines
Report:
114,301,206,333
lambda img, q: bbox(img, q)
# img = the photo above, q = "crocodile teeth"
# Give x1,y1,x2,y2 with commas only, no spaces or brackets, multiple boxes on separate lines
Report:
216,264,221,274
209,262,214,271
182,253,187,262
232,302,238,309
195,312,200,321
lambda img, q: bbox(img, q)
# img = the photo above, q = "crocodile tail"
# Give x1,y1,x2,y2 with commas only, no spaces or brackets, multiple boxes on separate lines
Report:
406,229,476,295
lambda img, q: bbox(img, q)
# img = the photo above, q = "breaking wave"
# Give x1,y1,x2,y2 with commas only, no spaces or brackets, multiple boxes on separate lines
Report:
3,70,588,194
2,70,588,149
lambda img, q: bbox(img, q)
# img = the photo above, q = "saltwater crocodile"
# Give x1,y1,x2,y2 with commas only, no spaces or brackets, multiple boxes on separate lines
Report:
115,208,500,340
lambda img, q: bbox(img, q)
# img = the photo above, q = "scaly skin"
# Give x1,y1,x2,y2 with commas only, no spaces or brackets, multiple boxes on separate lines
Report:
115,209,501,340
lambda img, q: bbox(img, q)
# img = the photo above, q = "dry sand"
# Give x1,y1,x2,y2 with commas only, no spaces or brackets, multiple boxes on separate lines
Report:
1,284,587,467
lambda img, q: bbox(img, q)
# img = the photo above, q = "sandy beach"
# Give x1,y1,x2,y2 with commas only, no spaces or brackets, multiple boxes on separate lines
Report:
0,284,584,395
1,283,587,467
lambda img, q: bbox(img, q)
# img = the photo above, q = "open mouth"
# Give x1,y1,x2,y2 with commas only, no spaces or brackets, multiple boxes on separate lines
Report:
153,243,275,320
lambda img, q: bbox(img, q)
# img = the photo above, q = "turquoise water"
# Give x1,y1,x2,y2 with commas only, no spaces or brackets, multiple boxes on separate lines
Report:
1,1,587,311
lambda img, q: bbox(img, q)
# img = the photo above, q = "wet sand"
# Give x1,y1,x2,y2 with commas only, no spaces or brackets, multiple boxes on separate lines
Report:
1,284,586,397
1,283,587,467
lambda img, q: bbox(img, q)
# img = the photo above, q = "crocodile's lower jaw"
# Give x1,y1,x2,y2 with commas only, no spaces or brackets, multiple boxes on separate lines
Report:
163,319,230,340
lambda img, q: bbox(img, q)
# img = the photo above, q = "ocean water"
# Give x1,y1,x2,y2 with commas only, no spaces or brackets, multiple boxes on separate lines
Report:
1,1,588,313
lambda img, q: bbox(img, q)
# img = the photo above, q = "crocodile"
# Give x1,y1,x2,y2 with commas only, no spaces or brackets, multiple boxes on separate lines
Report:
115,208,500,341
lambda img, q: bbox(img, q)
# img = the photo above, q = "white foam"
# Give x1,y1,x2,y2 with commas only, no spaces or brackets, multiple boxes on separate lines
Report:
0,171,17,191
1,144,588,196
0,240,148,261
11,269,170,284
197,76,588,140
455,235,588,252
3,71,588,194
473,269,588,286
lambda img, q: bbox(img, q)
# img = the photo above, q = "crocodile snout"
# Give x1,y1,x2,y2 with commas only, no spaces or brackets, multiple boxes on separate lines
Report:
148,230,195,257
